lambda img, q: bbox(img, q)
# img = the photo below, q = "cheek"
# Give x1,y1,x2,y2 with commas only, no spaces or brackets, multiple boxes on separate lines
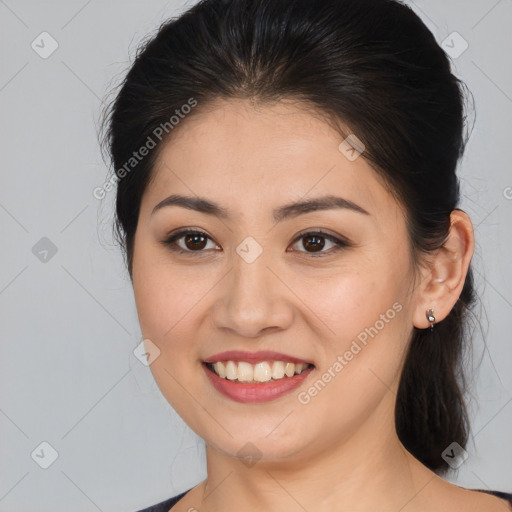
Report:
292,262,405,343
132,245,206,341
290,277,408,445
293,259,410,391
132,259,208,423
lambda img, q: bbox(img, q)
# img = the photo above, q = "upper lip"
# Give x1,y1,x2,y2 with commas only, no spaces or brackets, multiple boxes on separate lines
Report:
203,350,314,365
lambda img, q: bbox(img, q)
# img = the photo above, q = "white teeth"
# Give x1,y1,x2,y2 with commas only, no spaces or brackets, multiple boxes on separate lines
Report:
271,361,285,379
225,361,238,380
284,362,296,377
237,361,253,382
215,361,226,378
209,360,311,382
253,362,272,382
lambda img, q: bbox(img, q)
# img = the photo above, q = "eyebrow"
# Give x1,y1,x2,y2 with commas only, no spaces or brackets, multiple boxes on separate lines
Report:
151,194,370,222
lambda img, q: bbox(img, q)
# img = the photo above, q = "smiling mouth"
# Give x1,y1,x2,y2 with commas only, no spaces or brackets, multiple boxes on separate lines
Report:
204,360,315,383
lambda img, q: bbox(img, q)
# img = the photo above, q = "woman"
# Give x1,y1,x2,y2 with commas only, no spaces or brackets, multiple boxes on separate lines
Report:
100,0,511,510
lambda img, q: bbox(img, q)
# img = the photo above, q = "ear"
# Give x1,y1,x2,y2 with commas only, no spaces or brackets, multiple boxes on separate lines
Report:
412,209,475,329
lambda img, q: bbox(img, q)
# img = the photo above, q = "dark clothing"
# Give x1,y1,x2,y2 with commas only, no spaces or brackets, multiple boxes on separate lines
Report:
134,489,188,512
135,488,512,511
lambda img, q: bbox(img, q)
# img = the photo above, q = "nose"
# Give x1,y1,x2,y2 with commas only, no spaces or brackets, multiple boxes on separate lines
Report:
211,247,294,338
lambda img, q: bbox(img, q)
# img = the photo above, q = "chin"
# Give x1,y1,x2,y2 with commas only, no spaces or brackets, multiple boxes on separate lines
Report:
201,419,318,464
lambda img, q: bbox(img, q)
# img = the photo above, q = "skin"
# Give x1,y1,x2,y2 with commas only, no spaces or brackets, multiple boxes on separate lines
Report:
131,98,507,511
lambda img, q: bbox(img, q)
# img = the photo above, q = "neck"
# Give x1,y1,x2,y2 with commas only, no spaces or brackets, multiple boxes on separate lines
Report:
195,392,438,512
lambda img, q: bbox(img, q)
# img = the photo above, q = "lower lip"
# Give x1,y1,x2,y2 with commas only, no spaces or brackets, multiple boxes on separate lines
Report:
202,363,314,403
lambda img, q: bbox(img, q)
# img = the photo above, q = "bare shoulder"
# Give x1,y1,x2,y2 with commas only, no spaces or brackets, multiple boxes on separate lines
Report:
458,488,511,511
433,480,511,512
404,456,510,511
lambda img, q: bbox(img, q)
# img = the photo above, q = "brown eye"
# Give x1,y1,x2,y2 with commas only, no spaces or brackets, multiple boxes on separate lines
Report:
162,229,219,254
183,232,208,250
162,228,350,258
301,234,326,252
289,230,350,257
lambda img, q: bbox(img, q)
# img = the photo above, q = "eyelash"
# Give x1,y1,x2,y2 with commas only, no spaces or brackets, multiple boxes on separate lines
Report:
161,228,351,258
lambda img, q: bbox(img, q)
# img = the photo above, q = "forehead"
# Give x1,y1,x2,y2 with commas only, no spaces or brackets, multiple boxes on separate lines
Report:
142,98,400,223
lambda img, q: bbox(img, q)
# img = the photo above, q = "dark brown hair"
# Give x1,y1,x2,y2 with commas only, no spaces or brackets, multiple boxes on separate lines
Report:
100,0,476,473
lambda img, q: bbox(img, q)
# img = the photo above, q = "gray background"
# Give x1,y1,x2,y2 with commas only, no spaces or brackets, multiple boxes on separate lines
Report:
0,0,511,510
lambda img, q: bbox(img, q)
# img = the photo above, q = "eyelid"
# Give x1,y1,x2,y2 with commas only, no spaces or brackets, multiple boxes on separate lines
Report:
292,228,349,244
289,229,351,256
162,227,220,253
161,227,352,257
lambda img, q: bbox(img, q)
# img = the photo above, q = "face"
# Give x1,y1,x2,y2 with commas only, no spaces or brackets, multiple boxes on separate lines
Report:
132,98,420,467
